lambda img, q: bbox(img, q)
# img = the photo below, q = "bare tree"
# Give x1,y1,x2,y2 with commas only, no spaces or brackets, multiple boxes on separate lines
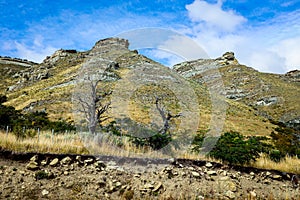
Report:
155,96,181,135
75,78,112,134
73,58,118,134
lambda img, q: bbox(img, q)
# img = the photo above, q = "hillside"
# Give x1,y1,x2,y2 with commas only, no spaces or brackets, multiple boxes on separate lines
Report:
0,38,299,138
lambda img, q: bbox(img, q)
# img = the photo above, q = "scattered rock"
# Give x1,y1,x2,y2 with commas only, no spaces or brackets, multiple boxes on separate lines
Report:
249,191,257,198
205,162,213,168
272,175,282,180
94,161,106,169
84,158,94,165
42,189,49,196
144,183,154,189
225,190,236,199
49,158,59,166
26,162,39,170
61,156,72,165
153,182,162,192
207,171,217,176
30,155,38,162
191,171,201,178
41,160,48,166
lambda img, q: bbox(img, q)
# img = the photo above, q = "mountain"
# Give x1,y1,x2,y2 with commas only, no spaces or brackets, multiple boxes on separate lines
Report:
0,38,299,136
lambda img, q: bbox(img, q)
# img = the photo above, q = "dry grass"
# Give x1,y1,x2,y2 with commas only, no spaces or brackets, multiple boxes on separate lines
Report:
0,131,88,154
252,154,300,174
1,130,300,174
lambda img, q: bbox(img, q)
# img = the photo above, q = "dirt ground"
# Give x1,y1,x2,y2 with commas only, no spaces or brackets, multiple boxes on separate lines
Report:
0,154,299,200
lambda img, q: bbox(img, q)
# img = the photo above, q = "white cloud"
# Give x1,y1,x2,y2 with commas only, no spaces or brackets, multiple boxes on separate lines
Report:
271,37,300,71
14,39,56,63
158,34,209,60
246,51,286,74
185,0,246,32
183,0,300,74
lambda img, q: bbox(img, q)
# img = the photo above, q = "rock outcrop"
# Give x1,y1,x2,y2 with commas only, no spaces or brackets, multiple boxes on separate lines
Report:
281,69,300,83
0,56,37,67
173,52,239,78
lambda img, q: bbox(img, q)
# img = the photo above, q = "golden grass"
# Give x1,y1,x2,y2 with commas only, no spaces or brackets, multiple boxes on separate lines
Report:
0,131,88,154
252,154,300,174
1,130,300,174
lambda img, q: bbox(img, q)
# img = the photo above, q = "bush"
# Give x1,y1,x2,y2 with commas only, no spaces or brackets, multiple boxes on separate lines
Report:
12,125,27,140
49,120,76,133
270,123,300,158
269,149,285,162
207,132,265,165
130,133,172,150
0,95,76,134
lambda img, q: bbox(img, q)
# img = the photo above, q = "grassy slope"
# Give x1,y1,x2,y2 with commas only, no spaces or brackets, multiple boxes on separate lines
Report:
0,52,297,138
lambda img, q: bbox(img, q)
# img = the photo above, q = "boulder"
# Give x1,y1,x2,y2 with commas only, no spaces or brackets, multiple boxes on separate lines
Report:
26,162,39,170
49,158,59,166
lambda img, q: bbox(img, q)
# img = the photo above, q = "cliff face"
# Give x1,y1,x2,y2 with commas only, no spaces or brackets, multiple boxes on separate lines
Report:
0,37,299,133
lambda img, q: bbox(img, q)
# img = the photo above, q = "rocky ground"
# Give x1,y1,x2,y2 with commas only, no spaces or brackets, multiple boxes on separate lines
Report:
0,152,299,200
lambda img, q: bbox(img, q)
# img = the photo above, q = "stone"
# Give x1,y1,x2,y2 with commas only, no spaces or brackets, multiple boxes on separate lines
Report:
19,170,26,175
222,52,235,61
144,183,154,189
263,179,271,185
30,155,38,162
207,171,217,176
26,162,39,170
49,158,59,166
41,160,48,166
61,156,72,165
76,156,82,162
249,191,256,198
115,182,122,187
191,171,201,178
84,158,94,164
250,172,255,176
152,182,162,192
42,189,49,196
225,190,236,199
219,176,230,181
272,175,282,180
94,161,106,168
218,177,237,192
205,162,213,168
266,171,272,176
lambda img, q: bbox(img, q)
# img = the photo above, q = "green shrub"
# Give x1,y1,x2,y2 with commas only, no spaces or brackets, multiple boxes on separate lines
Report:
207,132,265,165
12,125,26,140
269,149,285,162
191,132,206,153
35,170,49,180
270,123,300,158
130,133,172,150
25,129,37,138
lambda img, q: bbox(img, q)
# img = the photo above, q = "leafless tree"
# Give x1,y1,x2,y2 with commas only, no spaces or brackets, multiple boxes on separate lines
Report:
74,78,112,134
73,58,118,134
155,96,181,135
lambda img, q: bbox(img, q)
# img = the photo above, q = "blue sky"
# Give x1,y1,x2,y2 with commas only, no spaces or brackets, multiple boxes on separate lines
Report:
1,0,300,73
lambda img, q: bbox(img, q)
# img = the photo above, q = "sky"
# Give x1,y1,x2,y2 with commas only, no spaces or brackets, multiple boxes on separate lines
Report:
1,0,300,74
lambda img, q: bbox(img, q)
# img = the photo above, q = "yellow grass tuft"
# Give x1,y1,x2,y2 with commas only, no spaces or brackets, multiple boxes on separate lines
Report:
0,131,88,154
252,154,300,174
